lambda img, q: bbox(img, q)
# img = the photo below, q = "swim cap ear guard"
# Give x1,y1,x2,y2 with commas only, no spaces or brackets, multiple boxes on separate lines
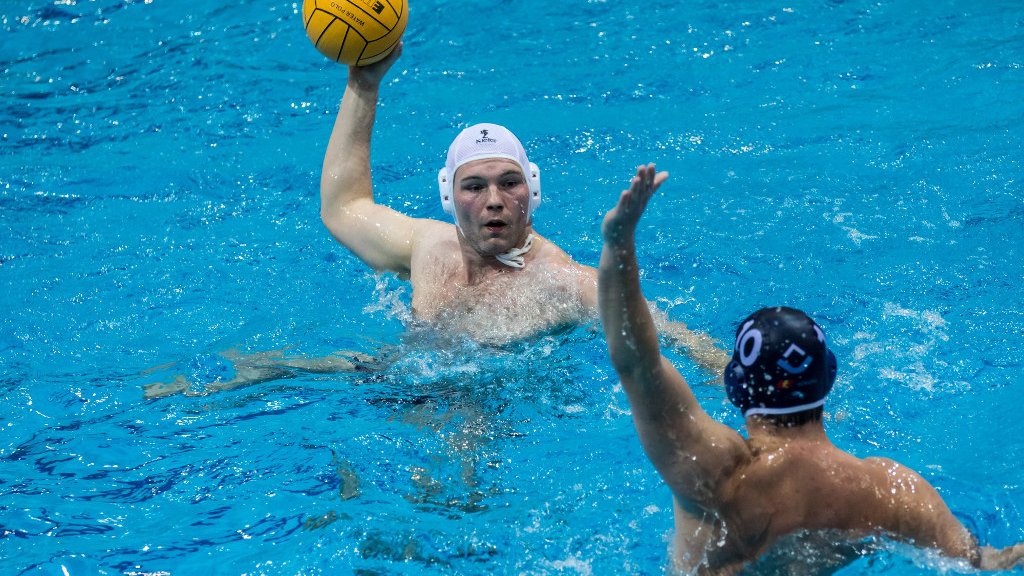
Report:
724,307,838,418
437,123,542,220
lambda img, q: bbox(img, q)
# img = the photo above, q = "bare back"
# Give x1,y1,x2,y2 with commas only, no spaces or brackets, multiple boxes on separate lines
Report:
671,429,977,574
599,165,1022,575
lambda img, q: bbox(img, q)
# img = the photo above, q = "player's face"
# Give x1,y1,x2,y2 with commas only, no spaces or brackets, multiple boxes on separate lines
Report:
453,158,532,256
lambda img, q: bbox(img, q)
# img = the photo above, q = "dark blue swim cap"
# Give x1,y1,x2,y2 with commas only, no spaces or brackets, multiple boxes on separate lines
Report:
724,307,837,418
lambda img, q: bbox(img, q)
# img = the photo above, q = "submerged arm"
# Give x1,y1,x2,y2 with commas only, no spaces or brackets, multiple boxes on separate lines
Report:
598,164,746,506
578,271,729,377
650,309,731,377
142,349,379,399
980,544,1024,571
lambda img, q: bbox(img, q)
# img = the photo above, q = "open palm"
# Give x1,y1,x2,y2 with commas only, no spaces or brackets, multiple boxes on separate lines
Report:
601,163,669,245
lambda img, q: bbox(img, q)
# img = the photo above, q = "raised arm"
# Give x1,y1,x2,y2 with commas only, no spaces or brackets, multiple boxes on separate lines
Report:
598,164,747,507
320,43,427,274
598,165,673,378
577,264,729,377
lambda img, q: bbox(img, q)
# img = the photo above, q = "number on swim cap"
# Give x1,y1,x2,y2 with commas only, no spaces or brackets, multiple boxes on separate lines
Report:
737,321,763,367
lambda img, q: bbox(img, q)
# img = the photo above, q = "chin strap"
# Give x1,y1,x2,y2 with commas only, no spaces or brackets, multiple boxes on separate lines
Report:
495,233,534,269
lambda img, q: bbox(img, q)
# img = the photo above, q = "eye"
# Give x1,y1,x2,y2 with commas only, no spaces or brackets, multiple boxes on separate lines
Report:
501,176,524,189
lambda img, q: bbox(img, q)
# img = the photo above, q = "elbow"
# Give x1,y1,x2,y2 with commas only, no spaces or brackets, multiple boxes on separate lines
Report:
606,349,633,377
319,204,335,228
320,196,356,231
601,328,639,373
320,205,340,235
320,202,351,242
607,347,664,386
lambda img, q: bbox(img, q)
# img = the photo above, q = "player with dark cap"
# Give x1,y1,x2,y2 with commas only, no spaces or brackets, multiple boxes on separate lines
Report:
724,306,836,422
598,163,1024,573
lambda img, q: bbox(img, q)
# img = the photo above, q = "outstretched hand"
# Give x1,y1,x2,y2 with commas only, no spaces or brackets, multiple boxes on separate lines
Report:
601,163,669,246
348,41,404,89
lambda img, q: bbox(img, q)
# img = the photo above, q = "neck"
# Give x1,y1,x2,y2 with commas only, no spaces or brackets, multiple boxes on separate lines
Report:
746,417,828,443
457,230,536,285
495,233,534,268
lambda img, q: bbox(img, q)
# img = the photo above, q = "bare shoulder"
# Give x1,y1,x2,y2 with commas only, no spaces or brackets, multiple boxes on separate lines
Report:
405,221,460,303
531,233,598,305
531,233,595,277
857,456,933,501
862,455,901,471
410,219,458,252
861,456,951,514
861,455,975,557
862,456,920,482
531,233,579,263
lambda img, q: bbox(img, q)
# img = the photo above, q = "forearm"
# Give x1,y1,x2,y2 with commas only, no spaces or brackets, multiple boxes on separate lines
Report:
320,75,379,222
599,237,733,499
598,238,662,374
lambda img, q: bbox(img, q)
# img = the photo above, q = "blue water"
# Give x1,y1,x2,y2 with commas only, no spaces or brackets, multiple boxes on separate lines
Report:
2,0,1023,574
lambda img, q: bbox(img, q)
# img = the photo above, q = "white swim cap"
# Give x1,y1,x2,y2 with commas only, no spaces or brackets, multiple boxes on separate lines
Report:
437,123,542,220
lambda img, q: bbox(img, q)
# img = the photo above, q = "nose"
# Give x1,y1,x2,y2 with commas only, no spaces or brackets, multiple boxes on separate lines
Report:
485,185,505,211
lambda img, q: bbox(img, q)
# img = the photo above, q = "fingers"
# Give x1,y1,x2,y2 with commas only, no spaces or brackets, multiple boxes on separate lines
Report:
654,170,669,188
348,41,404,85
606,162,667,234
624,163,667,207
634,163,669,189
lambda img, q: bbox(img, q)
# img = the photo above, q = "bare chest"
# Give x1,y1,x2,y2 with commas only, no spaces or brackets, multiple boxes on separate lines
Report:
409,262,591,345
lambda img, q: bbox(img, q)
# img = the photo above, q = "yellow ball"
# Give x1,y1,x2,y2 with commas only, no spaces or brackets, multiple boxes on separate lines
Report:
302,0,408,66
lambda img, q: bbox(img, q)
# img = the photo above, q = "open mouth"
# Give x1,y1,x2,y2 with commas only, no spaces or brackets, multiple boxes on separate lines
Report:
484,219,507,231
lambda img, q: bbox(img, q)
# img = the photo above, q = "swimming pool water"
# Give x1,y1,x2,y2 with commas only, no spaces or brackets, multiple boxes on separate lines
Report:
2,0,1023,574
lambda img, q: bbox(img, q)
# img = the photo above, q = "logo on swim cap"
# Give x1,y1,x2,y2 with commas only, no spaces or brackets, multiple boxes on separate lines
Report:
437,123,541,222
724,307,837,418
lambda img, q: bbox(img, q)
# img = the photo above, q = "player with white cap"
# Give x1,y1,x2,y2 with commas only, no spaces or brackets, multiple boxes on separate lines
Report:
319,43,724,364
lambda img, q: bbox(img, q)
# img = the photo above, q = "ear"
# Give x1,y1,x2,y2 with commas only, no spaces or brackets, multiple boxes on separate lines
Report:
438,168,454,215
527,162,542,215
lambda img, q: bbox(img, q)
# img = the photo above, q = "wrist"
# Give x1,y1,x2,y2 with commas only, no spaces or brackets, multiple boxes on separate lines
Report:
603,233,636,253
347,71,382,94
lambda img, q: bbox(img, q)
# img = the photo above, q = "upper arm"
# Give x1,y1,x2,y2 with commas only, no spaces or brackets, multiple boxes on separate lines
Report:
869,458,979,563
576,264,598,309
621,354,749,509
321,197,434,274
